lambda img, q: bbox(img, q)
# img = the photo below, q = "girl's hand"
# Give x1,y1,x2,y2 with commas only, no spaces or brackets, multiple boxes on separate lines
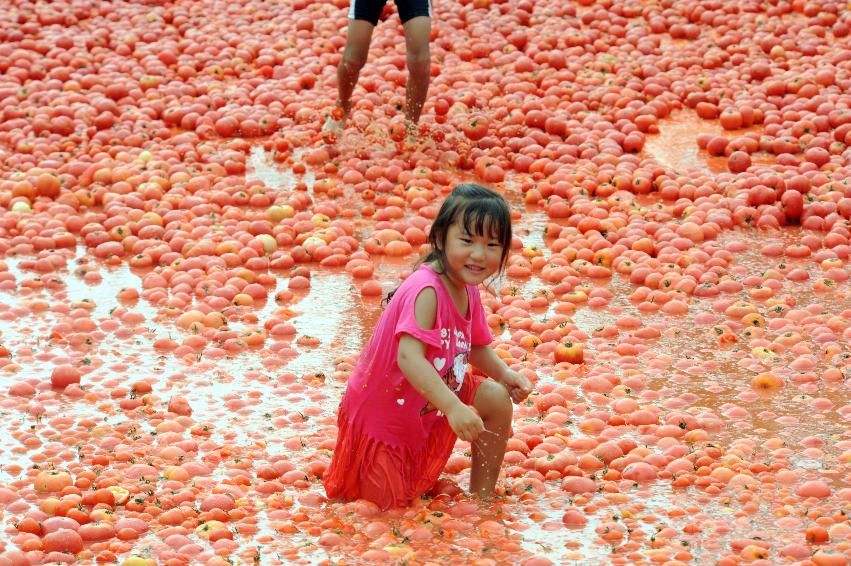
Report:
500,369,533,404
446,402,485,442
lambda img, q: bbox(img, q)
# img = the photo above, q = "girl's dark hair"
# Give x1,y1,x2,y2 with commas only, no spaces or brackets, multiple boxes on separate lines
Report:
385,183,512,303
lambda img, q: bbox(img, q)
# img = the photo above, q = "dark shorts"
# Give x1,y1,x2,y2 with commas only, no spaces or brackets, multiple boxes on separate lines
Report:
349,0,432,26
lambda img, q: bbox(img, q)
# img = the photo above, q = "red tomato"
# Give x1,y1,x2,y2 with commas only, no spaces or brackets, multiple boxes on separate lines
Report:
554,342,584,364
463,115,489,141
781,189,804,223
433,98,449,116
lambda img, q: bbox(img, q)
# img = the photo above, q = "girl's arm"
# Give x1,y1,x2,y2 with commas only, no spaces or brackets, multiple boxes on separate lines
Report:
469,344,511,381
397,288,484,442
470,344,533,403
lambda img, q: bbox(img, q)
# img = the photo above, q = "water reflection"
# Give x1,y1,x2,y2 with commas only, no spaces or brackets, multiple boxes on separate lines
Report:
247,146,314,193
644,111,720,175
644,110,773,175
0,137,849,564
281,270,371,375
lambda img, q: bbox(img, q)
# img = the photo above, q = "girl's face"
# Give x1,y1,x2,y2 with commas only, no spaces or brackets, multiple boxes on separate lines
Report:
439,218,504,290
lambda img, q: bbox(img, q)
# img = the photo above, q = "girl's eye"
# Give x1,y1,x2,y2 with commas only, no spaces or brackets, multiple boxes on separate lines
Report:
488,243,500,247
460,238,472,243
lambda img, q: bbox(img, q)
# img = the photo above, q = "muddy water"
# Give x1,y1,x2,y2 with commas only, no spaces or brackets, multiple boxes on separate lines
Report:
644,110,776,175
644,111,722,175
0,112,849,564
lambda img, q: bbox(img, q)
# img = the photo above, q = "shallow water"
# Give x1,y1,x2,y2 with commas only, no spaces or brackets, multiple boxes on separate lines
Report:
0,111,849,565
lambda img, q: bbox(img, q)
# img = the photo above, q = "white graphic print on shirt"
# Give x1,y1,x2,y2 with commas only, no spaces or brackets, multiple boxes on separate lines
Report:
421,326,470,415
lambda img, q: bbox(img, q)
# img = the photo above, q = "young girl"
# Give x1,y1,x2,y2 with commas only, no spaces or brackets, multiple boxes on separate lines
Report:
324,183,533,510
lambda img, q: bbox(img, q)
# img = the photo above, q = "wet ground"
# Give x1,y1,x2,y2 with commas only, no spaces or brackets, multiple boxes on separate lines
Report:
1,111,849,564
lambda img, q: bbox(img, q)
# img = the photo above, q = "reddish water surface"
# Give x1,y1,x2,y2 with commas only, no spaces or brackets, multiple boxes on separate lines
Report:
1,0,850,560
1,108,848,565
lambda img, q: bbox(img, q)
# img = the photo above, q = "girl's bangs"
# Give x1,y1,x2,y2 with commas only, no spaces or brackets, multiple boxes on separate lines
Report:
459,198,512,249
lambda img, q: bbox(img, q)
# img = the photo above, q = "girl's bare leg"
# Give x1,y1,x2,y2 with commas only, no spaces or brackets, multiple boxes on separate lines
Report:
470,380,513,497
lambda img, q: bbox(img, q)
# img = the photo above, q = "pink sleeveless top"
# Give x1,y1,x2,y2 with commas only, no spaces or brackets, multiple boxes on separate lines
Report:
341,263,494,449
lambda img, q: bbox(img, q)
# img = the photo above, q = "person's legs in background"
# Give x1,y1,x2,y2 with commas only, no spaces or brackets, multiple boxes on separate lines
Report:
327,0,433,138
402,15,431,127
325,0,382,134
336,19,375,120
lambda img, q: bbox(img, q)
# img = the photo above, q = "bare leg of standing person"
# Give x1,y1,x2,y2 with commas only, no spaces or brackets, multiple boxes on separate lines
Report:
402,16,431,129
325,19,375,134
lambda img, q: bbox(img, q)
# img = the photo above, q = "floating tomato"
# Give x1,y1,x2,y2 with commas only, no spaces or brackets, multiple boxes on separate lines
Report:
554,342,584,364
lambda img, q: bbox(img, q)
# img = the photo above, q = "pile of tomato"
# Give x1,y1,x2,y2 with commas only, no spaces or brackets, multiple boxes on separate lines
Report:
0,0,850,564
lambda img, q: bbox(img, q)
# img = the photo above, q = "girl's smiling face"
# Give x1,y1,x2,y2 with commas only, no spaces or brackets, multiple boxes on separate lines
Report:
439,218,504,290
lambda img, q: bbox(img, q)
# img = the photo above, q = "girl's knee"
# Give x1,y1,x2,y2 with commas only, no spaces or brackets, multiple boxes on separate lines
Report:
475,380,512,421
